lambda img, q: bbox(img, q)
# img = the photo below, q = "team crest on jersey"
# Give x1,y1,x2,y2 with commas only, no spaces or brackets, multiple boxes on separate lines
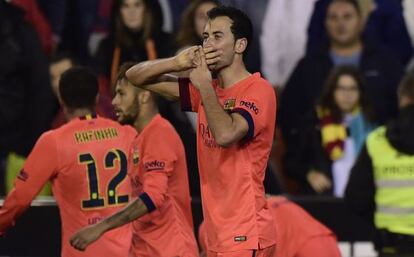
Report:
132,149,139,165
223,98,236,111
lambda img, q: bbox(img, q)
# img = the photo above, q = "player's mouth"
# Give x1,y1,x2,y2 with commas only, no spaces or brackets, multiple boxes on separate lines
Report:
114,109,123,118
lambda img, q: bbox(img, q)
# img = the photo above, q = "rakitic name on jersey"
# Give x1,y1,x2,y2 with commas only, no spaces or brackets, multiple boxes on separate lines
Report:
74,128,119,143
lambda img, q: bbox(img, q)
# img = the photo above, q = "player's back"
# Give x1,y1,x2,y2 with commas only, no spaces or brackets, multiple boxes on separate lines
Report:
51,115,137,257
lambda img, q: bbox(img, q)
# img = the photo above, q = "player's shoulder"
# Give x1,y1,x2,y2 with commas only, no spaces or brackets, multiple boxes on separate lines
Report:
243,73,274,94
37,129,57,143
144,115,180,143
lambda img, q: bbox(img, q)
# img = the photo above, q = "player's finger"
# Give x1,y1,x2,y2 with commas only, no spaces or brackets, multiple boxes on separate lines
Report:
203,46,215,54
205,50,222,60
206,57,220,65
199,46,207,67
70,237,78,247
194,47,202,66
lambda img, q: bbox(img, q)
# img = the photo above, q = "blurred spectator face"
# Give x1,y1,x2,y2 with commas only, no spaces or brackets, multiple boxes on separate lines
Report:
334,74,360,113
202,17,237,71
50,58,73,96
112,79,139,125
326,1,362,47
195,2,217,39
120,0,145,31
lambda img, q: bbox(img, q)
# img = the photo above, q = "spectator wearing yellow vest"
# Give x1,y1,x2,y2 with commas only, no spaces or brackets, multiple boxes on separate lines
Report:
346,72,414,257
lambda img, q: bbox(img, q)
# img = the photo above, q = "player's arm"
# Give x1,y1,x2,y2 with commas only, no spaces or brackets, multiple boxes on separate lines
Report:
190,48,249,147
0,133,57,235
70,197,149,251
125,46,200,101
70,173,169,251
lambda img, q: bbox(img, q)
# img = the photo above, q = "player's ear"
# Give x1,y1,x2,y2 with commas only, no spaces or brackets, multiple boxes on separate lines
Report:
234,38,247,54
138,91,151,104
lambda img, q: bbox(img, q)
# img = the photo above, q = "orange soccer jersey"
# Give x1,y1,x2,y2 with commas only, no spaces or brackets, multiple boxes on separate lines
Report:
128,114,198,257
0,115,137,257
267,196,340,257
179,73,277,253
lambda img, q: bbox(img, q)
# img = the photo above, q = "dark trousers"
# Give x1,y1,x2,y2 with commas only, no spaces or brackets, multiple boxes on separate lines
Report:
376,230,414,257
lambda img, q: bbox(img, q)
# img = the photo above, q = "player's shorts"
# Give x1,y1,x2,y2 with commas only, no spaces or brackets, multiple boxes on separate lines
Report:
207,245,275,257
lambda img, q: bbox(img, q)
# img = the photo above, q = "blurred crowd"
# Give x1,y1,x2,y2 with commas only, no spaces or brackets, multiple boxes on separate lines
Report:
0,0,414,200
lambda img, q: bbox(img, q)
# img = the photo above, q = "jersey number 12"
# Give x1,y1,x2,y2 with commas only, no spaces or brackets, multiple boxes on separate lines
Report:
79,149,129,209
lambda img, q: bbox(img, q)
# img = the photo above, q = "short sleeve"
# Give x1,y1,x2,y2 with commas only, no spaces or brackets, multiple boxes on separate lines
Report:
230,81,277,142
179,77,201,112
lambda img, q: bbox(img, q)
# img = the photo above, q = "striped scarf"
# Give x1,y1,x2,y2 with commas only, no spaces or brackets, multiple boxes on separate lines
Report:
316,106,360,161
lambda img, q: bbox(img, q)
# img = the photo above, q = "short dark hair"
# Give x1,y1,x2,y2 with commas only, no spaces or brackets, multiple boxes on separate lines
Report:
207,6,253,52
116,62,137,83
398,72,414,102
319,65,375,122
329,0,361,16
59,67,98,110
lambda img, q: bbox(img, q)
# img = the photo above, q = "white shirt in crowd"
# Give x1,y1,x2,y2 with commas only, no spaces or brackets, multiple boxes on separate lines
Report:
260,0,317,88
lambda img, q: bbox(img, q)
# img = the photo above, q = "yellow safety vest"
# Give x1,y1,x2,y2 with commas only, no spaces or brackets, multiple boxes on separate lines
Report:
367,126,414,235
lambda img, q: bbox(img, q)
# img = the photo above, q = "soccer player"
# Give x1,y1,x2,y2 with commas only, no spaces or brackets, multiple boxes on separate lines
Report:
70,63,199,257
0,67,137,257
117,6,277,257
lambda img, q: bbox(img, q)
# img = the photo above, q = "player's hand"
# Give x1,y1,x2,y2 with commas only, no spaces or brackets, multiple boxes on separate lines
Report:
189,46,212,90
69,224,104,251
306,170,332,194
173,46,200,71
203,46,222,66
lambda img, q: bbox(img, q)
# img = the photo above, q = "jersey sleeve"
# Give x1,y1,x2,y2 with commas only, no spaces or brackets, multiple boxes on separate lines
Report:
178,77,201,113
230,81,277,142
138,130,178,212
0,132,58,235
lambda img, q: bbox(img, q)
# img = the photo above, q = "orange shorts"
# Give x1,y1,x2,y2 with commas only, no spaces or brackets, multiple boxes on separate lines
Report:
207,245,276,257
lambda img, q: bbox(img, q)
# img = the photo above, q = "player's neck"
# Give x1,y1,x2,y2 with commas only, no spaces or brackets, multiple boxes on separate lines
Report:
65,108,95,121
217,61,251,89
134,108,158,133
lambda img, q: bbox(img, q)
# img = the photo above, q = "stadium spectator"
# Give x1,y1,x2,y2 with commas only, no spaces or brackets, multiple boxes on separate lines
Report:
93,0,172,88
176,0,219,52
403,0,414,71
285,66,376,196
49,52,115,129
0,67,137,257
307,0,413,67
11,0,53,55
260,0,318,89
279,0,403,166
346,72,414,257
0,0,54,195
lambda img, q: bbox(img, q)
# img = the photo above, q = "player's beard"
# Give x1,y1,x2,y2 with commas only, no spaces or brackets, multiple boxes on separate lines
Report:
119,113,137,125
118,99,139,126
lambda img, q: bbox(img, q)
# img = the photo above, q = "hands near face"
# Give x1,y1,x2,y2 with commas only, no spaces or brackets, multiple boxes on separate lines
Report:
189,46,213,90
174,45,222,90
